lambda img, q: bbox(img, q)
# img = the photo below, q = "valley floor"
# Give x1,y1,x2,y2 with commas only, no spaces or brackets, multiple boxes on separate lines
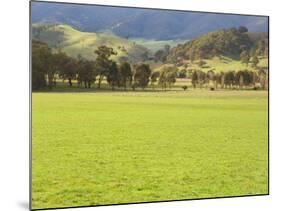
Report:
32,90,268,209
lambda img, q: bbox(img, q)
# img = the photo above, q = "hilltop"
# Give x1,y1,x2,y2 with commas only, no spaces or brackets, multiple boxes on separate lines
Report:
31,1,268,40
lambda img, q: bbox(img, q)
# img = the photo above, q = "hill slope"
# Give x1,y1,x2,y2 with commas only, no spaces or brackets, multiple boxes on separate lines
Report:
160,28,269,73
32,24,149,62
166,28,268,62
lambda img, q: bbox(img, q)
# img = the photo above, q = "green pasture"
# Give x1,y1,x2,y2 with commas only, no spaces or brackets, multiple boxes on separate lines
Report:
32,90,268,209
129,38,186,53
32,24,147,61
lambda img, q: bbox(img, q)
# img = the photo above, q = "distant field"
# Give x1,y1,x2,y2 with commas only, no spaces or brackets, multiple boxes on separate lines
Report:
130,38,186,53
32,90,268,209
175,56,268,73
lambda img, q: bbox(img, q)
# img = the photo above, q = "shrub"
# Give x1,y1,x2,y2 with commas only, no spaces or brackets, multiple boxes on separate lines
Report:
182,85,188,91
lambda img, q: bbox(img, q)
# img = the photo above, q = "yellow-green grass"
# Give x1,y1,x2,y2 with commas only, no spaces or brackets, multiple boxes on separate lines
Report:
130,38,186,53
32,90,268,209
160,56,268,73
32,24,146,61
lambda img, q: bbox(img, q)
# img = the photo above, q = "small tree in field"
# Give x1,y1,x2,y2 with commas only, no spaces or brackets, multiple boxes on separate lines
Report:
182,85,188,91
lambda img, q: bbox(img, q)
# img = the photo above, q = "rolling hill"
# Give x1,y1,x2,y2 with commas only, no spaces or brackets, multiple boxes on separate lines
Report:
32,23,149,62
159,27,269,73
31,1,268,40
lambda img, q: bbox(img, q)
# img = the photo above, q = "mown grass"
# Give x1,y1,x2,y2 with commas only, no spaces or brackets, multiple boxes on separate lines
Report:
32,90,268,209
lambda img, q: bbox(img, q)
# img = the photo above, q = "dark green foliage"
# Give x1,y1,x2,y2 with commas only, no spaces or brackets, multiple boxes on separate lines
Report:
158,66,177,89
182,85,188,91
32,40,52,90
77,58,96,88
95,45,117,88
178,69,187,78
57,52,78,87
167,27,254,62
224,71,235,88
107,61,119,90
238,26,248,33
133,64,152,89
151,71,160,88
118,62,132,90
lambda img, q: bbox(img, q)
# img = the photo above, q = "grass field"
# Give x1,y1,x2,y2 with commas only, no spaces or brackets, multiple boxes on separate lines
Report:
129,38,186,53
161,56,269,73
32,90,268,209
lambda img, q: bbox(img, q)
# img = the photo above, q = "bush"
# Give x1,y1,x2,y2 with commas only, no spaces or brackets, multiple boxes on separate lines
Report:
182,85,188,91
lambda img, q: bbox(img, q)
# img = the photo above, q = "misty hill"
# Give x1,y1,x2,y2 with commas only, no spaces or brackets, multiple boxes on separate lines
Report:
32,23,149,63
31,2,268,40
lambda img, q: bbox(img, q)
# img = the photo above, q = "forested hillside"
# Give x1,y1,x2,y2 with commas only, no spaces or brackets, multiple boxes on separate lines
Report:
166,27,268,63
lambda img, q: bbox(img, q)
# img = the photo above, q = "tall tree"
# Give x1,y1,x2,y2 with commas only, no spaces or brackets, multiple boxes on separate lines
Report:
95,45,117,88
107,61,119,90
119,62,132,90
158,65,177,89
77,59,96,88
57,52,78,87
32,40,52,90
133,64,151,90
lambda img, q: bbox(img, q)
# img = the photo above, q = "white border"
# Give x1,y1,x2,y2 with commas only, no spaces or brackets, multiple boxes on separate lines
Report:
1,0,280,210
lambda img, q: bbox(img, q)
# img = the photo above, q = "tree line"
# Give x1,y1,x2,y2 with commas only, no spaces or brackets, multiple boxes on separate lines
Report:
33,40,153,90
189,69,268,90
32,39,268,91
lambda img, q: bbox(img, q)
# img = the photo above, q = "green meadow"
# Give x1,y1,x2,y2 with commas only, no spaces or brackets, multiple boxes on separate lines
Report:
32,90,268,209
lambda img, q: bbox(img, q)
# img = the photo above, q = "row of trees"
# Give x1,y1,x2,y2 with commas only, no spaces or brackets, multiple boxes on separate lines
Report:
190,69,268,90
33,40,268,91
32,40,155,90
